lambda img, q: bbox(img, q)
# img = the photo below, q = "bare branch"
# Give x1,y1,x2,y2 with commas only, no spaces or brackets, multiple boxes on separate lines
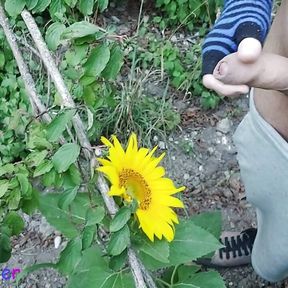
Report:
0,4,49,123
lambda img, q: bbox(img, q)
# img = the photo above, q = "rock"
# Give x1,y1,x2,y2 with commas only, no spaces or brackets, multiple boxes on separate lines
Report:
171,35,177,43
216,117,232,134
183,173,190,180
223,188,233,199
153,135,158,142
229,172,242,194
158,141,166,150
54,236,61,249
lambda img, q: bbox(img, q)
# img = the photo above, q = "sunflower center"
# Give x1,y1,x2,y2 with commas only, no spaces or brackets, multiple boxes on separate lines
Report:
119,168,151,210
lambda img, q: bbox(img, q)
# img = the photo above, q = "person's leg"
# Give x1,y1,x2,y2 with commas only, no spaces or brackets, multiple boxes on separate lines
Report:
234,0,288,282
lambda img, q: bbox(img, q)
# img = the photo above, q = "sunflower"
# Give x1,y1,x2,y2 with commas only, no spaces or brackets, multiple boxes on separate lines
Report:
97,133,185,242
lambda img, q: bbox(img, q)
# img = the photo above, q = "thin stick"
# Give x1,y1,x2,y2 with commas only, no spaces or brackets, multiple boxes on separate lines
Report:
21,9,152,288
0,5,49,122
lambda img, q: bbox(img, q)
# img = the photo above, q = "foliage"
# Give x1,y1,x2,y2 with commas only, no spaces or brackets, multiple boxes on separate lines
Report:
155,0,223,31
0,0,226,287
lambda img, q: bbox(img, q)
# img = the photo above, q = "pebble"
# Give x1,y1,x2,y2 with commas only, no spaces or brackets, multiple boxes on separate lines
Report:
216,117,232,134
170,35,177,43
158,141,166,150
171,156,176,161
54,236,61,249
153,135,158,142
169,137,174,142
95,148,102,156
183,173,190,180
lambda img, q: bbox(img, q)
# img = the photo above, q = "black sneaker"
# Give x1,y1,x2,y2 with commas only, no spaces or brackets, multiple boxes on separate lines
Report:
196,228,257,268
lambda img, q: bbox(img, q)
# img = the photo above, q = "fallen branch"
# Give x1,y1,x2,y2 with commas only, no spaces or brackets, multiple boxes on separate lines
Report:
0,5,49,122
20,9,154,288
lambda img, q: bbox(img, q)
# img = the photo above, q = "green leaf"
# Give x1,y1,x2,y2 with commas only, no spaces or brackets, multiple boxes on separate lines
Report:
4,212,24,236
191,211,222,239
0,232,11,263
45,22,66,51
78,0,94,15
110,206,131,232
67,246,110,287
46,110,75,141
8,189,21,210
57,238,82,274
108,224,130,256
22,189,39,215
97,0,108,12
139,238,169,263
0,163,14,177
67,246,134,288
84,44,110,77
82,225,96,250
169,219,222,266
5,0,26,17
39,193,92,238
33,160,53,177
52,143,80,173
86,206,105,226
109,250,127,271
0,180,9,198
26,150,48,168
0,52,5,69
49,0,66,20
16,173,29,195
174,270,225,288
62,21,99,40
64,0,77,7
58,186,79,210
101,46,123,80
32,0,51,13
26,0,38,9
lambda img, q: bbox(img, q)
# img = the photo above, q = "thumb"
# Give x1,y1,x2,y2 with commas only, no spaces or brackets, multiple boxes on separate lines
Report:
237,38,262,63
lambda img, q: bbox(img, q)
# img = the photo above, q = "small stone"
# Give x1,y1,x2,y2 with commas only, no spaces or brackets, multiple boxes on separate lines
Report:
223,189,233,198
158,141,166,150
216,117,232,134
54,236,62,249
183,173,190,180
168,137,174,142
171,156,176,161
229,172,242,194
153,135,158,142
95,148,102,157
170,35,177,43
111,16,120,23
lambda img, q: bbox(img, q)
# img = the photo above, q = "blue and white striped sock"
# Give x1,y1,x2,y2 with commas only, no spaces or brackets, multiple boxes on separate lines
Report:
202,0,273,75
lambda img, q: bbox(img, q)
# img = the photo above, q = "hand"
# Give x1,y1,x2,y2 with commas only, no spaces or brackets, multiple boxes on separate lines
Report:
203,38,262,97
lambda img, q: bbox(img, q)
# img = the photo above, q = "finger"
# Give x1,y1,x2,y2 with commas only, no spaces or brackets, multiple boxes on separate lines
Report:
203,74,250,97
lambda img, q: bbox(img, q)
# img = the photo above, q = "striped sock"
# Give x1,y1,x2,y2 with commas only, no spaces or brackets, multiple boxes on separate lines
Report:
202,0,273,75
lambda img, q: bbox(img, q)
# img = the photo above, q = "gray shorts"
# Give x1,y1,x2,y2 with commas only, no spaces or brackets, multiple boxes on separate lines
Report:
233,90,288,282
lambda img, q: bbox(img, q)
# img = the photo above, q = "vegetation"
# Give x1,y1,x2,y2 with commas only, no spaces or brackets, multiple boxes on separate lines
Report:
0,0,225,287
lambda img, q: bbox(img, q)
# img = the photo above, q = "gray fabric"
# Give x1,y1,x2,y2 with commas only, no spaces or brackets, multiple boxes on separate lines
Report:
233,91,288,282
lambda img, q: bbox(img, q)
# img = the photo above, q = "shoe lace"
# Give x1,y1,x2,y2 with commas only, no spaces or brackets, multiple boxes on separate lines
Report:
219,228,257,260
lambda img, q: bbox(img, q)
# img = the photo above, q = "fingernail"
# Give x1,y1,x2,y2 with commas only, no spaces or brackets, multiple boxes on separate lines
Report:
214,61,228,77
